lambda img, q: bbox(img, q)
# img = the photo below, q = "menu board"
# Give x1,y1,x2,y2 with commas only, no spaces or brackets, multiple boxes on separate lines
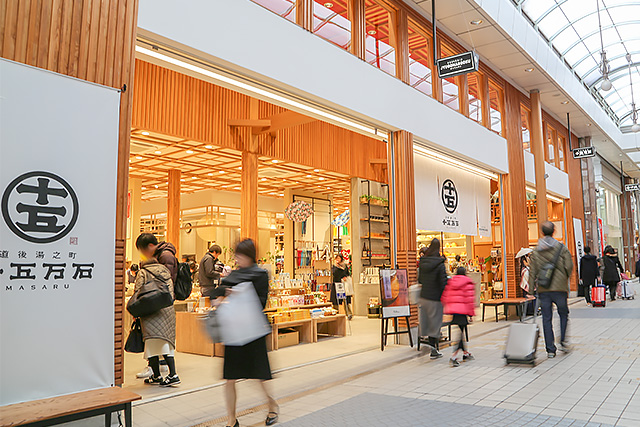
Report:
379,269,410,318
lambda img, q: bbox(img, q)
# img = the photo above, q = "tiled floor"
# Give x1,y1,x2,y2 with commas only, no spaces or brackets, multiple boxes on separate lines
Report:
62,295,640,426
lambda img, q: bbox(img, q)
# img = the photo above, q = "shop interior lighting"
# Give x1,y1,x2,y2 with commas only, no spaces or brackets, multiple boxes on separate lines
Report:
561,100,569,105
136,45,381,138
470,20,483,25
207,173,213,176
219,171,225,174
324,2,333,7
524,68,534,73
413,145,498,180
271,159,279,163
314,169,320,172
205,145,213,149
135,156,143,160
525,186,564,204
186,150,194,154
141,131,150,136
154,150,161,154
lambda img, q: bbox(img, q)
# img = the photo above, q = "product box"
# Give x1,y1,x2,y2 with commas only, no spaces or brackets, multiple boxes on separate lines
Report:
277,329,299,349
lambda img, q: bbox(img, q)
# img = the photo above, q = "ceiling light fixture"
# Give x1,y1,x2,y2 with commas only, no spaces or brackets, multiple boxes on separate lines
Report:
141,131,150,136
192,176,197,179
205,145,213,149
208,173,213,176
324,2,333,7
306,175,312,178
367,30,376,35
186,150,194,154
154,185,158,188
261,178,267,181
319,177,325,181
136,156,143,160
219,171,225,174
524,68,534,73
414,145,498,180
470,19,483,25
154,150,161,154
597,0,612,91
626,53,640,133
272,159,279,163
135,46,379,137
561,100,569,105
314,169,320,172
587,123,592,127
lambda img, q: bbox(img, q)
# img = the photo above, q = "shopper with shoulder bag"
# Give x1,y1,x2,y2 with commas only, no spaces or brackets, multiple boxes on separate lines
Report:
529,222,573,358
130,257,180,387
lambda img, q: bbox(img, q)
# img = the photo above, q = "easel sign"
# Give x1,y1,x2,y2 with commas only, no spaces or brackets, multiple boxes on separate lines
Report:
379,269,413,350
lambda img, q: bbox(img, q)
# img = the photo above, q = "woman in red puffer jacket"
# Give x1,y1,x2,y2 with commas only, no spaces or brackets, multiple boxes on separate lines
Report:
441,267,476,367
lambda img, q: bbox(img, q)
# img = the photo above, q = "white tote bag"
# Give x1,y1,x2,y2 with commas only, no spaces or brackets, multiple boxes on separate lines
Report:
216,282,271,346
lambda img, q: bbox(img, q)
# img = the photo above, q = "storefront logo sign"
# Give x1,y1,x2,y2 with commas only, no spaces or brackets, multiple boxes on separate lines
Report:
572,146,596,159
437,51,479,79
624,183,640,192
441,179,458,213
1,171,79,244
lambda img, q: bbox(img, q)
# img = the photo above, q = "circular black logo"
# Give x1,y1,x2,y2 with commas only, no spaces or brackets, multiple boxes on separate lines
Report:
2,171,79,243
441,179,458,214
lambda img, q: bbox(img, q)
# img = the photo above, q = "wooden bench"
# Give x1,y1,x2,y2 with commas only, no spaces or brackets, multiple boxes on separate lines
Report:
0,387,141,427
312,314,347,342
482,297,535,322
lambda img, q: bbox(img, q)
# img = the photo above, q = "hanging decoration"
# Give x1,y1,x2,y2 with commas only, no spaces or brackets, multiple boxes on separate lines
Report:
597,0,612,91
332,209,350,227
627,53,639,133
285,200,314,222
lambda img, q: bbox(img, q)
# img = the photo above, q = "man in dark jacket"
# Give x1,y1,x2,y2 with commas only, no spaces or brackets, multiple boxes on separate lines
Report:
579,246,599,304
602,246,622,301
529,221,573,358
199,244,224,299
135,233,179,283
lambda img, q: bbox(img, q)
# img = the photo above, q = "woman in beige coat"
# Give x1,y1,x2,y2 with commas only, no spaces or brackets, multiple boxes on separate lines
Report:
134,258,180,386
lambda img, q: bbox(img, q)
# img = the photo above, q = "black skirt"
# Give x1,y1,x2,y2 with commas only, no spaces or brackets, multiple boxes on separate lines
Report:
451,314,469,326
223,336,272,380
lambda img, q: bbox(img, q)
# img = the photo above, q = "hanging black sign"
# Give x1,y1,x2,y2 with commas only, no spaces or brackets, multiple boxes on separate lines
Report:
625,183,640,192
436,51,479,79
572,146,596,159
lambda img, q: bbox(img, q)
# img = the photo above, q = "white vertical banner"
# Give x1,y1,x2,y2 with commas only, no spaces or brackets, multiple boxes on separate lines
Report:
0,59,120,405
573,218,584,276
414,153,490,236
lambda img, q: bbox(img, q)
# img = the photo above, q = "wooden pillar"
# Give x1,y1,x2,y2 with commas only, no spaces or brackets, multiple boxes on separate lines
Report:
502,84,529,297
0,0,138,386
391,130,418,327
394,9,410,84
297,0,313,31
349,0,365,59
127,177,143,264
241,99,259,244
167,170,181,256
530,90,548,228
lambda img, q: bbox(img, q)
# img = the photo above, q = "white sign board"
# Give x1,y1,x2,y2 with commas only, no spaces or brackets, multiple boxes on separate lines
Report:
625,183,640,192
573,218,584,277
0,59,120,405
414,153,491,236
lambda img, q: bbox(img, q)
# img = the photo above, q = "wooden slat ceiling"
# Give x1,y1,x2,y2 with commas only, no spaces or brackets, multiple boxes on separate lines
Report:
129,130,352,214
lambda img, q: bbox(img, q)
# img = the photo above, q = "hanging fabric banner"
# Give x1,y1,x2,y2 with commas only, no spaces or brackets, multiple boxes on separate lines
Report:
414,153,491,236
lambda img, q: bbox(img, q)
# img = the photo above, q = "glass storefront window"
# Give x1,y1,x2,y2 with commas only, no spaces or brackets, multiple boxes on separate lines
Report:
488,80,504,135
441,44,460,112
557,135,566,171
521,105,531,151
251,0,296,23
546,125,556,165
407,22,433,97
467,72,482,124
364,0,396,76
597,186,623,257
312,1,351,51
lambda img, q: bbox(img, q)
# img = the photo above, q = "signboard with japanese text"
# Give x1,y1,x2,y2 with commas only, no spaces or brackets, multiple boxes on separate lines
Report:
572,146,596,159
436,51,479,79
379,269,410,318
573,218,584,278
0,59,120,405
624,183,640,192
414,153,491,237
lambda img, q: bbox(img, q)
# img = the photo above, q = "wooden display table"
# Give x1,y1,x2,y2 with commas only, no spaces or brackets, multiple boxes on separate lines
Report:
481,296,535,322
312,315,347,342
270,319,313,350
176,312,216,356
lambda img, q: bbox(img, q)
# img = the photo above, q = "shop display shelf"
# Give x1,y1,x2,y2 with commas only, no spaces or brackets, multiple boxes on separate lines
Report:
360,218,389,223
264,302,331,313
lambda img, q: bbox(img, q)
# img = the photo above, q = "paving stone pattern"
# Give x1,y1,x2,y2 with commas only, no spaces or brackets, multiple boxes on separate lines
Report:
280,392,614,427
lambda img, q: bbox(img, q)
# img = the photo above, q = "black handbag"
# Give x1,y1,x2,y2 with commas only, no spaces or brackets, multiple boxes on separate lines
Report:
127,267,174,318
124,319,144,353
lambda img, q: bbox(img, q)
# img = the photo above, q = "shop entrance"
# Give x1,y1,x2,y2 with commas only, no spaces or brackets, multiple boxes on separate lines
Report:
121,59,390,397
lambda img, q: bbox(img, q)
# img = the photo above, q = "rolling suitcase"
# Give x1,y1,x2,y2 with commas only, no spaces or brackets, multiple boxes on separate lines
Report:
591,284,606,307
619,280,635,300
504,297,539,365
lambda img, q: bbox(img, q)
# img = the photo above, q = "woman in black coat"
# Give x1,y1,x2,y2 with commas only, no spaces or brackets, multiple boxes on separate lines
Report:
579,246,599,304
418,238,448,359
331,254,352,318
601,246,623,301
211,239,278,427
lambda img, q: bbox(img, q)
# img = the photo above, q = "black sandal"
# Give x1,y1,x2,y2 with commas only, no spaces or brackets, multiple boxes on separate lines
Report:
266,412,279,426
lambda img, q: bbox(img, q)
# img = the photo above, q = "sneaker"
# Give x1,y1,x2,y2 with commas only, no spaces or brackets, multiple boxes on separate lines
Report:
430,350,443,360
559,342,571,353
547,352,556,358
450,358,460,367
463,352,475,361
144,375,163,385
136,366,153,379
160,374,181,387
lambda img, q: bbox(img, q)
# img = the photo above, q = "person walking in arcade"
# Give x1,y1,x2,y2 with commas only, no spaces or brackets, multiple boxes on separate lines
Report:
441,267,476,367
418,238,448,360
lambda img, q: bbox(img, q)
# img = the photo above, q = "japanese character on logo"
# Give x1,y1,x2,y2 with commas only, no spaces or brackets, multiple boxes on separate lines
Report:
441,179,458,214
1,172,79,244
72,263,94,280
43,263,66,280
9,263,36,280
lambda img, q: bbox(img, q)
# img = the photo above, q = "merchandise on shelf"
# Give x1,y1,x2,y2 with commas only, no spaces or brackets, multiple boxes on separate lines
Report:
360,266,381,285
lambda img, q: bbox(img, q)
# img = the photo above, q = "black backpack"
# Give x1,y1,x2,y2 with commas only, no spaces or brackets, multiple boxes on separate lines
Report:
174,261,193,300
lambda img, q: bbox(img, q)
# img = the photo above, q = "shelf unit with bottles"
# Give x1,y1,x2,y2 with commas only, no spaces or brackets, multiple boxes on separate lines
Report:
359,180,391,267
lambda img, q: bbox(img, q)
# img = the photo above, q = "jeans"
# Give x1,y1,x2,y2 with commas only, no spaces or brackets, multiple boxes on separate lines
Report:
538,292,569,354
